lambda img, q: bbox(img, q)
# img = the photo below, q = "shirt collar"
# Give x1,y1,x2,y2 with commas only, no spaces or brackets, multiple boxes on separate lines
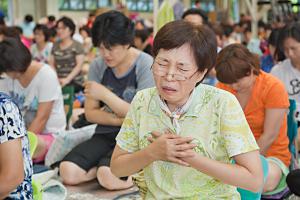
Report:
147,85,206,118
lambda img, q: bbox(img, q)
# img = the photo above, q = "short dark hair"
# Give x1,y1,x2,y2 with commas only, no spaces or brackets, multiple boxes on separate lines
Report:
215,44,260,84
222,24,234,37
34,24,50,41
182,8,208,24
57,16,76,36
24,14,33,23
134,29,150,42
153,20,217,73
0,18,5,26
91,10,135,48
0,26,22,40
79,25,91,37
281,22,300,44
268,28,286,62
0,38,32,74
48,15,56,22
49,27,57,38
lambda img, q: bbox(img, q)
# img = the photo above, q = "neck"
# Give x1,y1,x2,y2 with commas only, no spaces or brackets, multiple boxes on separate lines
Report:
237,76,257,95
167,102,184,112
166,90,193,112
37,41,46,50
114,47,135,76
18,61,40,87
291,60,300,71
61,37,72,46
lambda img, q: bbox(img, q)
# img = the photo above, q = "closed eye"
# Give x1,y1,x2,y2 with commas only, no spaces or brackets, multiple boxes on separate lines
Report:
178,68,190,72
156,62,168,67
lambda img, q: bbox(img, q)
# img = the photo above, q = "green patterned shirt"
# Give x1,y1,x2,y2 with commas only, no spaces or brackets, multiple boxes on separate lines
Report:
116,84,259,199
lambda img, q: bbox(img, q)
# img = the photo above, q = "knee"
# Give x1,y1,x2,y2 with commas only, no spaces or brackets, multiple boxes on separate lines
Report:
59,161,82,185
263,167,282,192
97,167,117,190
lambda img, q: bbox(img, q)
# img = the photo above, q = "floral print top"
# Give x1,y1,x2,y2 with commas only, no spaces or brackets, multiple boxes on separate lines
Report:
116,84,259,199
0,92,33,200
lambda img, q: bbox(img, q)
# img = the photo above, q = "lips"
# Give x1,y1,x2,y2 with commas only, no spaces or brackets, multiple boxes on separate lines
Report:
162,86,177,92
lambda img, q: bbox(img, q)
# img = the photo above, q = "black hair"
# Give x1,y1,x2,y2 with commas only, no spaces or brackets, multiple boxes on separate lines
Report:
182,8,208,24
222,24,234,37
24,14,33,23
48,15,56,22
57,16,76,36
79,25,91,37
14,26,23,35
91,10,135,48
3,26,22,39
286,169,300,197
134,29,150,42
49,27,57,38
34,24,50,41
280,22,300,44
0,18,5,26
268,28,286,62
0,37,32,74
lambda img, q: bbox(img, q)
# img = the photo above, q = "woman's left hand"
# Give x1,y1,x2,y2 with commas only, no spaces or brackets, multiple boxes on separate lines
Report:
147,130,197,165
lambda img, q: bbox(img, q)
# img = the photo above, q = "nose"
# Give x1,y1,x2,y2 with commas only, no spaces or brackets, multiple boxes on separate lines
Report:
165,73,176,81
165,67,177,81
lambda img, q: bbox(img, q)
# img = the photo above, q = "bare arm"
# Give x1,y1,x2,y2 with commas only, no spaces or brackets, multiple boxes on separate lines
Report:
84,97,124,126
48,55,56,71
257,108,287,155
111,132,263,193
27,101,54,134
111,145,155,176
182,150,263,192
0,138,24,199
111,132,196,177
84,81,130,117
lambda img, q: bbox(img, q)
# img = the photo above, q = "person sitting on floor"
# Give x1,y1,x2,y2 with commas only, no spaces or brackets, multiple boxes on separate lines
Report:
111,20,263,199
49,16,85,92
59,10,154,190
0,37,66,163
216,43,291,194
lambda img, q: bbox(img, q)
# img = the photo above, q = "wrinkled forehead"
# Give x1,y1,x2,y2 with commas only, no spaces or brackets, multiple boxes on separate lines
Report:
155,45,196,66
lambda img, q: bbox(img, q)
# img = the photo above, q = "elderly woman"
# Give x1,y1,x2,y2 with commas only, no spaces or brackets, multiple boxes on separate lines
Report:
216,44,291,194
111,21,263,199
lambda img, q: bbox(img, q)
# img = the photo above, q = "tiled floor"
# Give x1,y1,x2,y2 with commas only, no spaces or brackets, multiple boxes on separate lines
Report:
66,180,140,200
64,181,300,200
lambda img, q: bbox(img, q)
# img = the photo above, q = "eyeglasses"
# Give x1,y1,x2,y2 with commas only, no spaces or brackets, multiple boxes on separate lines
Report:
151,61,199,81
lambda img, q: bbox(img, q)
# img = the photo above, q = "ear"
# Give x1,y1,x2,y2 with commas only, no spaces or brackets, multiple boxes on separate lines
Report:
195,68,208,82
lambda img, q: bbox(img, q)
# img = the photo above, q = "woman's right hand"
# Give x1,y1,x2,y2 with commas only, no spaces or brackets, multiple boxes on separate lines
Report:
147,130,197,166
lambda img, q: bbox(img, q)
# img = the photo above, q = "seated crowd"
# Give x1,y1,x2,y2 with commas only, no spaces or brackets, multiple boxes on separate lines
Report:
0,7,300,199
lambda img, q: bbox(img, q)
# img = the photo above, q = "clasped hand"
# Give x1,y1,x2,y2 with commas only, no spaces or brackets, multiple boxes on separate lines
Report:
84,81,109,100
147,130,197,166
